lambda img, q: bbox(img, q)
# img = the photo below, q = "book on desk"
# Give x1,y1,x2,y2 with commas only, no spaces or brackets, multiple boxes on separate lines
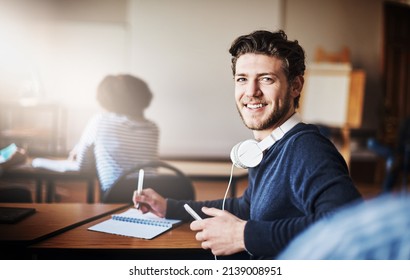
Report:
31,158,79,172
88,208,182,239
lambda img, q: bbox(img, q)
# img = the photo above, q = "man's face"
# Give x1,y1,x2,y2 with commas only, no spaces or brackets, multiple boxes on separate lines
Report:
234,53,295,134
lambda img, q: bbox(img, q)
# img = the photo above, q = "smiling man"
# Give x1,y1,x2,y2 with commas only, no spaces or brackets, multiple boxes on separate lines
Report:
133,30,362,259
234,54,300,138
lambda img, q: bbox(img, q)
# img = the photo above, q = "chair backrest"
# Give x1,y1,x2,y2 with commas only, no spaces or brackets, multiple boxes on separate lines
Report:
367,117,410,192
0,187,33,203
102,160,195,203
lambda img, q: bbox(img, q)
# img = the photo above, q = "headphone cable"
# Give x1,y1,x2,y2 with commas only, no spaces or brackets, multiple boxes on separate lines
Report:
222,163,235,211
214,163,235,261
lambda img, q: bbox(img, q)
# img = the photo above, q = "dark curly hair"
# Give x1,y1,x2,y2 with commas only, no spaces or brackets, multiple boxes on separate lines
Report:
96,74,153,117
229,30,306,108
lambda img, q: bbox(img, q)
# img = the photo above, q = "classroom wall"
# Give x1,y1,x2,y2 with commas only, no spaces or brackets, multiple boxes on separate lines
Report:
128,0,284,158
0,0,131,153
0,0,386,159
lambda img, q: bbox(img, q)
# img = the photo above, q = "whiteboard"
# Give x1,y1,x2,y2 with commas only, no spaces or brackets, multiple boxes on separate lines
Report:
301,63,352,127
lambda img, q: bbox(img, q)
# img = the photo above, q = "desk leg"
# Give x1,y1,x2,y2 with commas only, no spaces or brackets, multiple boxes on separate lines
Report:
87,179,95,203
45,181,55,203
35,179,42,203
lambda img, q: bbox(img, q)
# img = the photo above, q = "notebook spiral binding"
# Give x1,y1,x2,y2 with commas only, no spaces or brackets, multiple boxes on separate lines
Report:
112,215,171,227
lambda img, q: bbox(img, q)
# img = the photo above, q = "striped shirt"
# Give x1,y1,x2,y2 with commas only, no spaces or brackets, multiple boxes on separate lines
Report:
74,113,159,192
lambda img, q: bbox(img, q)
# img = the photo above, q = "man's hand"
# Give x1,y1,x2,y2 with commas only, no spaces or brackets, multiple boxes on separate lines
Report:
190,207,246,256
132,188,167,218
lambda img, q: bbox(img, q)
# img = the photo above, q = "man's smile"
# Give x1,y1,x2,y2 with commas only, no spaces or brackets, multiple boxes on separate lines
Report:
246,103,266,109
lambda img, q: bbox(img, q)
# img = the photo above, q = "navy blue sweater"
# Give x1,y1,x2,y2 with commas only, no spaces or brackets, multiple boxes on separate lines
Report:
166,123,362,259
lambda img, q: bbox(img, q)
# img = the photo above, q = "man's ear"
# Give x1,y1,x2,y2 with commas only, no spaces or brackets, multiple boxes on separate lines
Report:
290,76,304,98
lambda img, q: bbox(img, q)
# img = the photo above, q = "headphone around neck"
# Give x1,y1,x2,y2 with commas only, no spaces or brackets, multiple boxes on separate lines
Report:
230,113,302,169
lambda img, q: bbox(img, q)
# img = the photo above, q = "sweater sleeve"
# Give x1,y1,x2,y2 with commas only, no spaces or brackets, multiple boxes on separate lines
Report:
166,187,252,221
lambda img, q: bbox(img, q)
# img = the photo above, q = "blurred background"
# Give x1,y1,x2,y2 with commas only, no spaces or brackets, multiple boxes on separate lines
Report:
0,0,408,186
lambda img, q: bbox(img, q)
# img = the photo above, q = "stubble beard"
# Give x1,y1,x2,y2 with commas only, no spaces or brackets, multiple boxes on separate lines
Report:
237,90,292,131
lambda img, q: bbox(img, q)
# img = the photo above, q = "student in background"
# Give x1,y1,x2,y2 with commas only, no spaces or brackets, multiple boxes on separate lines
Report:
278,194,410,259
133,30,362,259
70,74,159,195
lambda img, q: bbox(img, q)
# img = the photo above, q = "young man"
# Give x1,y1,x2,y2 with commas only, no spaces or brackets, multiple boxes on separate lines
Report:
133,30,362,259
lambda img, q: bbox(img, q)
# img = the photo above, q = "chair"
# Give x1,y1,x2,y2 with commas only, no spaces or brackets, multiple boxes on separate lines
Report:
367,117,410,192
102,160,195,203
0,187,33,203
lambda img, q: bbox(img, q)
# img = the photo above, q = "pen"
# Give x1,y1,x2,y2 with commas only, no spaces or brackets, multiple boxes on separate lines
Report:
137,169,144,196
184,203,203,220
136,169,144,209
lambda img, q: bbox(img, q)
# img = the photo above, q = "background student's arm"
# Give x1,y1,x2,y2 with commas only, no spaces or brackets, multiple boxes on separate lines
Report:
71,115,100,170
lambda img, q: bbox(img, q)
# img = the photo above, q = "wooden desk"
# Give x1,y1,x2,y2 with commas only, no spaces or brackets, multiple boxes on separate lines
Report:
0,203,128,259
30,208,210,260
1,161,96,203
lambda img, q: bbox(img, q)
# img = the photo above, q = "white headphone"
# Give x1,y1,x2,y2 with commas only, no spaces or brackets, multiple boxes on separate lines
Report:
230,113,302,169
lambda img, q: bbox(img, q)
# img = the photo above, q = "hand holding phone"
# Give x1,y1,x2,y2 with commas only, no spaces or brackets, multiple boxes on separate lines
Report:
184,204,202,220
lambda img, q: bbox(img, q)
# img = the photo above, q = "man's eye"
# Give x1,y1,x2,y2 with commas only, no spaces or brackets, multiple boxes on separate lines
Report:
260,77,274,83
236,77,246,83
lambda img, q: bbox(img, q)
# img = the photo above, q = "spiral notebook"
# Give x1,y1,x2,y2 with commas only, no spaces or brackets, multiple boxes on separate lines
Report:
88,208,182,239
31,158,79,172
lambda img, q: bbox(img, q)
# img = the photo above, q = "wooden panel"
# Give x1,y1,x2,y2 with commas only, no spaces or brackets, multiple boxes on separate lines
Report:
382,2,410,144
347,70,366,128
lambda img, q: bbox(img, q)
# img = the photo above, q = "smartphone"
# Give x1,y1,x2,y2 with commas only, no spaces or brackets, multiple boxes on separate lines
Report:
183,203,202,220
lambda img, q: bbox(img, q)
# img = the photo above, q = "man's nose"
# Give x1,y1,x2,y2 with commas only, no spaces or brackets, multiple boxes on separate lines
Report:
245,81,262,97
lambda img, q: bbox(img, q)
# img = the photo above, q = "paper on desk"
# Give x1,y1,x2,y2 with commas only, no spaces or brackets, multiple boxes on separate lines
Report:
31,158,80,172
88,208,182,240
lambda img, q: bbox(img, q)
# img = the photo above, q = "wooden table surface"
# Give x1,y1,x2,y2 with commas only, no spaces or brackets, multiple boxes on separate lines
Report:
32,217,201,250
30,206,208,259
0,203,128,243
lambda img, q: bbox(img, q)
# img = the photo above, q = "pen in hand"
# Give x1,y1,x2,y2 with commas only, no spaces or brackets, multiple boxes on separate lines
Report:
136,169,144,209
